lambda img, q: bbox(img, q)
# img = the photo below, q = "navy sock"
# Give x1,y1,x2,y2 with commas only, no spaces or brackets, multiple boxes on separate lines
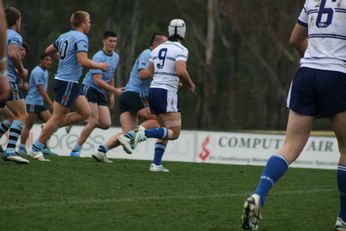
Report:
6,120,23,153
0,119,11,138
337,165,346,221
125,130,135,139
153,142,166,165
32,140,45,152
98,144,109,154
144,128,168,139
254,154,289,206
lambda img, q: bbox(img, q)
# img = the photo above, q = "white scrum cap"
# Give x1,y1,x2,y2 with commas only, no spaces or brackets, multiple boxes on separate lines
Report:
168,19,186,39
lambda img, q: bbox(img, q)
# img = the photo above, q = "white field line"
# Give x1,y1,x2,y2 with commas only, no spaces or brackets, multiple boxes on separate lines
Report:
0,188,335,210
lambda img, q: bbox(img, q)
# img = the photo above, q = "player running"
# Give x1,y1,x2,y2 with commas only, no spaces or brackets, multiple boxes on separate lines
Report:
241,1,346,230
118,19,195,172
29,11,108,161
69,31,121,158
92,32,167,163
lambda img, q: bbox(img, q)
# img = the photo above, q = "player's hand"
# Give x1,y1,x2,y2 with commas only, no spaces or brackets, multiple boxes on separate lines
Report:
189,83,196,93
113,87,122,96
22,81,29,91
100,63,109,71
18,68,28,80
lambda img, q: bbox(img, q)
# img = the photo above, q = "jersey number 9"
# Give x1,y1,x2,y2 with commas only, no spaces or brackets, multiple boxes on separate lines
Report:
157,48,167,69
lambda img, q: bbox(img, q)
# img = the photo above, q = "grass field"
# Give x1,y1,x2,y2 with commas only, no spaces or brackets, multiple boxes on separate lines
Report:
0,156,338,231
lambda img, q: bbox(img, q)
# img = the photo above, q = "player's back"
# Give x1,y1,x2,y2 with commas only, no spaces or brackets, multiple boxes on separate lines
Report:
7,29,23,82
150,41,188,92
125,48,152,96
300,0,346,73
54,30,89,82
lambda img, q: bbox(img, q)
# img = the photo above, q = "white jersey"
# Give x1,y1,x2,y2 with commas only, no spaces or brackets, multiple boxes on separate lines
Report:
149,41,188,92
298,0,346,73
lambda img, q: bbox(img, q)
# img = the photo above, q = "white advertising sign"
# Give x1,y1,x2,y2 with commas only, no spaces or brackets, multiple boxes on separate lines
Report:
0,125,339,170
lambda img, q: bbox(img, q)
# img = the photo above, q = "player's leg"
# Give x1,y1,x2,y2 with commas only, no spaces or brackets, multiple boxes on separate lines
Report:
39,109,57,156
331,112,346,229
138,88,181,141
4,91,29,164
18,108,38,155
241,110,314,230
147,113,181,173
0,106,15,136
137,107,160,129
31,80,79,161
88,104,112,161
96,111,136,152
58,95,90,128
255,110,314,205
0,106,15,153
96,91,141,157
96,105,111,129
30,102,69,160
119,89,180,153
70,101,98,157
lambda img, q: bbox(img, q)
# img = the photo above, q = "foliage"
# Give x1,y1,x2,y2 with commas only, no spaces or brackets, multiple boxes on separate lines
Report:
4,0,327,131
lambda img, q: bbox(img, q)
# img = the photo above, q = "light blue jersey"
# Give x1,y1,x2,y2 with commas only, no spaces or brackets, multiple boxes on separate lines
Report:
25,66,49,105
53,30,88,82
82,50,119,93
124,49,152,98
7,29,23,83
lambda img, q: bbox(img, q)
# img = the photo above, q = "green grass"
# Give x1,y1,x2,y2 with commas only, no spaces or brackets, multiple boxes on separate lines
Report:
0,157,338,231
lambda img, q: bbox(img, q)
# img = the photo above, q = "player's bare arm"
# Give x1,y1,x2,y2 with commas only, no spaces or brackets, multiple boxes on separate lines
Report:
37,85,53,109
45,44,60,61
8,43,27,79
176,60,195,92
289,23,308,57
77,52,108,71
92,74,121,96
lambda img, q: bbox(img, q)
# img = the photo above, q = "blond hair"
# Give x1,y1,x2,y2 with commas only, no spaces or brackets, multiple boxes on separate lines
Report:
70,11,89,28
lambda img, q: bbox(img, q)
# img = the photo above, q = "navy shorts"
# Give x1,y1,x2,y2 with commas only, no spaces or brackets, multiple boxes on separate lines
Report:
80,85,108,106
8,81,23,101
54,79,80,107
118,91,147,114
26,104,48,113
148,88,180,115
288,67,346,117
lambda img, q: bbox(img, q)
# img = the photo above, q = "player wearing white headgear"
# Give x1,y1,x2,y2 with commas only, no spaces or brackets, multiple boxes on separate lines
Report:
118,19,195,172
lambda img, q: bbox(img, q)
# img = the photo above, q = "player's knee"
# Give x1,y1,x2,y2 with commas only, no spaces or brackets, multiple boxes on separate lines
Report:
99,119,111,129
81,111,90,121
99,124,111,130
24,122,33,129
17,113,28,123
170,130,180,140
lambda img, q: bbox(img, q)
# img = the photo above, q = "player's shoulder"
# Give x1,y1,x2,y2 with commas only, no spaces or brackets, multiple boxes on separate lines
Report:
61,30,88,41
7,29,22,43
72,30,88,41
7,29,20,37
165,41,188,52
139,48,151,58
112,51,120,59
31,66,44,75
